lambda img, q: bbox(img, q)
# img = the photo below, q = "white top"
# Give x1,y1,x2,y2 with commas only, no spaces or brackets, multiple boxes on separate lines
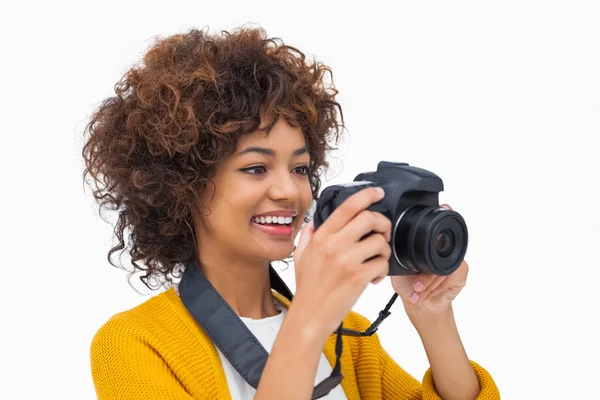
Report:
216,298,348,400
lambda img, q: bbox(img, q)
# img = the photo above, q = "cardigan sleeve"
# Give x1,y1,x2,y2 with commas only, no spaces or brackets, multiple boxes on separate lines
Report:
90,316,195,400
381,346,501,399
348,311,500,399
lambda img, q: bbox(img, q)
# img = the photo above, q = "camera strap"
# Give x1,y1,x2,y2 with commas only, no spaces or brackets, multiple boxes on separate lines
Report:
178,258,398,399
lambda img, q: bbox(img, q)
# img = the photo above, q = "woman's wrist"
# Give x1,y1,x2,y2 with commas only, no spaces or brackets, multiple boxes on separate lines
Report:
286,299,332,349
404,303,455,332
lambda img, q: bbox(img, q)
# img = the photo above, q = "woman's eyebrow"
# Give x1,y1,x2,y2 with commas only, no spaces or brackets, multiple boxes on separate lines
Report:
234,146,308,157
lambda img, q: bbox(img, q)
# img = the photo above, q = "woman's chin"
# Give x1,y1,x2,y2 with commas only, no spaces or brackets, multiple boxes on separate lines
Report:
249,223,297,259
253,243,295,263
270,247,296,262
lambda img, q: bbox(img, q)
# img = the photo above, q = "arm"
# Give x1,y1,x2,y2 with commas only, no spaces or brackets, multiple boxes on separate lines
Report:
90,319,193,400
380,344,500,400
407,305,489,400
258,187,394,399
347,310,500,400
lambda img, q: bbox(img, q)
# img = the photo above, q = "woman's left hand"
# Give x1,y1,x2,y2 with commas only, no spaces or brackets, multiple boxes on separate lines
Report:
390,204,469,317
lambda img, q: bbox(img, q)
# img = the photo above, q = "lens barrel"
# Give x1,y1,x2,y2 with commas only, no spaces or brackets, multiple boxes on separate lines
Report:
393,205,468,275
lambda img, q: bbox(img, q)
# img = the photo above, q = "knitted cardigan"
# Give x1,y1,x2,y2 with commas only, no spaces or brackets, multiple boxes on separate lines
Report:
90,287,500,399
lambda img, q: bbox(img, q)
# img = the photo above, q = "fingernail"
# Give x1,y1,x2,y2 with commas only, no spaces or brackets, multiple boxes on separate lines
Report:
375,187,385,197
409,292,419,304
414,281,425,292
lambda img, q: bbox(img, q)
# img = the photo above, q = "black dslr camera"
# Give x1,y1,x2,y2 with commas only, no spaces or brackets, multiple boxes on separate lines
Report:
313,161,468,276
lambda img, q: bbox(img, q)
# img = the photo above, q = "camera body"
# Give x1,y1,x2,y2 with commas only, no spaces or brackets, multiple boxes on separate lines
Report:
313,161,468,276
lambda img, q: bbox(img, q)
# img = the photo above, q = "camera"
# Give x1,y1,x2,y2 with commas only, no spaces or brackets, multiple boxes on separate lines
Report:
313,161,468,276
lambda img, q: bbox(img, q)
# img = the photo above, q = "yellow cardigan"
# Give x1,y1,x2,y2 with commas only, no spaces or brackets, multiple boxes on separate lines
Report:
90,287,500,399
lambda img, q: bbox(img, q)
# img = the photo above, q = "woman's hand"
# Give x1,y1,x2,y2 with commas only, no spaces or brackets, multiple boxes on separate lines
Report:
292,187,392,340
390,204,469,318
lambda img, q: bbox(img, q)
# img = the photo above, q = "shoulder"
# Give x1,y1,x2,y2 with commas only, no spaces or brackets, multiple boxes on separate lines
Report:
90,288,187,358
89,289,219,398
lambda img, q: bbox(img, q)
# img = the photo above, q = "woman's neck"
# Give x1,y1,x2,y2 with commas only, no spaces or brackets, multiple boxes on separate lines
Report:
193,250,280,320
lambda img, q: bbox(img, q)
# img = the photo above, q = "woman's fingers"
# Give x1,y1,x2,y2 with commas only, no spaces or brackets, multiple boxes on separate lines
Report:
316,187,384,237
410,259,469,304
348,232,392,264
294,220,314,262
410,275,446,304
341,210,392,243
412,274,437,292
362,255,390,285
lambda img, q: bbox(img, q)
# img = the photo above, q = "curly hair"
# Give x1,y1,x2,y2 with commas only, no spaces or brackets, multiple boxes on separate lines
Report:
82,26,344,290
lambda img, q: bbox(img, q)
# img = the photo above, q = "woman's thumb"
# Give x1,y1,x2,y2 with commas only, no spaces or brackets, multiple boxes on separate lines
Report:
294,220,314,263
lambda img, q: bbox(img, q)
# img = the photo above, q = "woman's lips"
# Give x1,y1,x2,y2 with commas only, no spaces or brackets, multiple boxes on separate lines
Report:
251,219,294,237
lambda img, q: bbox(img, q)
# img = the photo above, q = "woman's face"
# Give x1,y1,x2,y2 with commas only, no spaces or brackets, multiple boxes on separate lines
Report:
193,117,313,264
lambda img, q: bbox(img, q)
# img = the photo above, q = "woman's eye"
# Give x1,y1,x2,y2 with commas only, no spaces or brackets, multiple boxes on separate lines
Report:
241,166,267,175
241,165,309,176
295,165,310,175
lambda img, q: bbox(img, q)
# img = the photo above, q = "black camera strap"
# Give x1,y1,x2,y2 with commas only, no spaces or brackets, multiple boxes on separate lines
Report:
178,258,398,399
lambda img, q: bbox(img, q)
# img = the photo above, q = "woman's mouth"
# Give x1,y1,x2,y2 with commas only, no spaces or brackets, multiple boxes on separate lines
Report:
251,215,295,237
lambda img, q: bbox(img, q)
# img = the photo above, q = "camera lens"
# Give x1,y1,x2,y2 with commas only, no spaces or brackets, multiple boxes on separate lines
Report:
435,229,454,258
393,205,467,275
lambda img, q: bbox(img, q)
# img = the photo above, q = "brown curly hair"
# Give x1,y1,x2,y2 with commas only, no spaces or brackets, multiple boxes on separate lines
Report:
82,26,344,290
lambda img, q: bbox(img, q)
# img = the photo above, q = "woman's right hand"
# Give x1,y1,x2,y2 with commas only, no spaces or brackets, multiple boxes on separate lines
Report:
291,187,392,341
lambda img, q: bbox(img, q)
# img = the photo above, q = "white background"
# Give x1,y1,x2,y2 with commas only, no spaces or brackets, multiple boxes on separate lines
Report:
1,1,599,398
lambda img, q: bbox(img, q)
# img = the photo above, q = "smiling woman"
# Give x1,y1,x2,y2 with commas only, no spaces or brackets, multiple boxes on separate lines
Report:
83,25,500,400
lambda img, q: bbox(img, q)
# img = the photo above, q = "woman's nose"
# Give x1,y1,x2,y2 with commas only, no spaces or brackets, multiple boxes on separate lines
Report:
268,171,300,202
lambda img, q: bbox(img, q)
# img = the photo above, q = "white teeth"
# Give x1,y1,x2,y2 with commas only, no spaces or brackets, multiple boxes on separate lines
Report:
253,215,295,225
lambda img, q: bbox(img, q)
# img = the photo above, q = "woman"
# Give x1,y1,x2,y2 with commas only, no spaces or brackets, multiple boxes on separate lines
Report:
84,26,500,399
